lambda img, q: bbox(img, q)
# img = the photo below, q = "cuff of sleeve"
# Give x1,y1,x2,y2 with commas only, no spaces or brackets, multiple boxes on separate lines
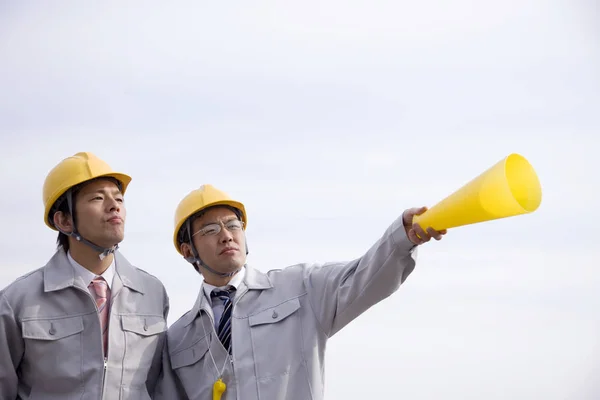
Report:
390,214,418,254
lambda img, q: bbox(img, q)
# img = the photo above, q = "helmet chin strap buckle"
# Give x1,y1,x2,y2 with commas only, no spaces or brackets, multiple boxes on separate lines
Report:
97,246,118,261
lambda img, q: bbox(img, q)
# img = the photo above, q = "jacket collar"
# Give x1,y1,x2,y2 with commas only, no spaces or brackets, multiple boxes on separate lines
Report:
113,251,145,293
181,264,272,327
243,264,273,290
43,249,144,294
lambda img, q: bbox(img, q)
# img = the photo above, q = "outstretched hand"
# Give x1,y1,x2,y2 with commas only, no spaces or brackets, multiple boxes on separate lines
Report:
402,206,447,245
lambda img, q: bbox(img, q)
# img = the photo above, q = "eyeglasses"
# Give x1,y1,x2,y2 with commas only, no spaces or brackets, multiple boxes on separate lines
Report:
191,219,244,237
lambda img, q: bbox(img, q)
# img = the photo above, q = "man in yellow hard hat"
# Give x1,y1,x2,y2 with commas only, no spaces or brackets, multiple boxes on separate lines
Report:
0,152,170,399
155,184,446,400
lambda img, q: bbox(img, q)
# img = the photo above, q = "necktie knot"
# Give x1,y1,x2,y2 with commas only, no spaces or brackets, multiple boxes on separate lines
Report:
211,287,236,301
89,277,109,299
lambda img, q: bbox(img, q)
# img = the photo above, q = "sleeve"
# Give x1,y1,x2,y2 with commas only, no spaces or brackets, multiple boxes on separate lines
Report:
153,337,189,400
0,292,23,399
145,285,171,397
304,214,418,337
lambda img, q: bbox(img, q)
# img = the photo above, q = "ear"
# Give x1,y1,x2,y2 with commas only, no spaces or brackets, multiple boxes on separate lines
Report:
53,211,74,233
180,242,193,259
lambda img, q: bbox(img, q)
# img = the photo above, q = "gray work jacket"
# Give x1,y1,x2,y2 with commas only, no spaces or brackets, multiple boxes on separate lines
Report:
156,214,417,400
0,249,169,400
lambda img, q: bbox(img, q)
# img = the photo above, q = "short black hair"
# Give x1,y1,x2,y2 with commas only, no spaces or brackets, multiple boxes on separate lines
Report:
54,189,77,252
57,232,70,252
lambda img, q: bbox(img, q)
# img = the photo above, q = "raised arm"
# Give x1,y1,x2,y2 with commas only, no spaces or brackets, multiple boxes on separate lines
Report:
305,207,443,337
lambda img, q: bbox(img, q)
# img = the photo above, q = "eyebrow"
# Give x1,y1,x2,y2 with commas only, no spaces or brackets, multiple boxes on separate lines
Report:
84,188,123,196
199,216,238,229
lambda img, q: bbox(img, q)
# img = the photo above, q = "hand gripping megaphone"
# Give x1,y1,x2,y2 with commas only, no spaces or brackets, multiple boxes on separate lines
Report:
412,153,542,233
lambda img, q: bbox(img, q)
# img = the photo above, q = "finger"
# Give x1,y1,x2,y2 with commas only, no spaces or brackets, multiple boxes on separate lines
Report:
403,206,428,226
413,223,430,242
415,206,428,216
408,229,423,245
427,227,443,240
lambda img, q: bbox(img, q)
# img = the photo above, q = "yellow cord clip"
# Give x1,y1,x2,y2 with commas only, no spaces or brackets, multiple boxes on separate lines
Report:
213,378,226,400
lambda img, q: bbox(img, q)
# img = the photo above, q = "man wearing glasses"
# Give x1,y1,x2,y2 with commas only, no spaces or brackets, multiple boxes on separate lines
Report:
156,184,446,400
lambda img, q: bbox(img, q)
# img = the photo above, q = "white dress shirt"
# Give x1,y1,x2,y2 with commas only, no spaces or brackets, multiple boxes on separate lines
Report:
202,266,246,329
67,251,116,291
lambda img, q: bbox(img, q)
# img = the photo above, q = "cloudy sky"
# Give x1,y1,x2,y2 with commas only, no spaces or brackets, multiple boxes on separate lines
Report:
1,1,598,398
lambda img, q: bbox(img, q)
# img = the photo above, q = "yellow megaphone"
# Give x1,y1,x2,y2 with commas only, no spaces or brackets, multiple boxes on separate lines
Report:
412,153,542,233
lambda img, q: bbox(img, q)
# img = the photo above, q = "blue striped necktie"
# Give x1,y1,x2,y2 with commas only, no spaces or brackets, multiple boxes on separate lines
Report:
211,287,236,353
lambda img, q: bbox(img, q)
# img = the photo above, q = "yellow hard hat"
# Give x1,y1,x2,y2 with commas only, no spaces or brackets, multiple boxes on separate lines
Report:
43,152,132,230
173,184,247,255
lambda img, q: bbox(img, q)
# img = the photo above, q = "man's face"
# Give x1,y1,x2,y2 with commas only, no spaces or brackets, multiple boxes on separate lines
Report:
72,179,126,248
189,207,247,274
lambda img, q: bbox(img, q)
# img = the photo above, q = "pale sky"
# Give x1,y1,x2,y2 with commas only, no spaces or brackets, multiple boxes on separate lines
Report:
1,1,599,398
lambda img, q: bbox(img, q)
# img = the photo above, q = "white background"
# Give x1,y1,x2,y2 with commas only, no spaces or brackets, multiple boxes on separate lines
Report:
1,1,598,398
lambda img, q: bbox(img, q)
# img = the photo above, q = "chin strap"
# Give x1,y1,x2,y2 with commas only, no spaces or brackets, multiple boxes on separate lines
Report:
184,219,247,277
62,230,118,261
57,189,118,261
185,257,241,278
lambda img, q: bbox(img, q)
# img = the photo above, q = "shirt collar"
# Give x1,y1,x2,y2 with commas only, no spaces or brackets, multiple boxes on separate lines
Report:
67,251,116,289
203,266,246,303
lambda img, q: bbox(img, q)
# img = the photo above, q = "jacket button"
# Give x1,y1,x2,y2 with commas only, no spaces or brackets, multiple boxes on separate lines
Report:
272,311,278,319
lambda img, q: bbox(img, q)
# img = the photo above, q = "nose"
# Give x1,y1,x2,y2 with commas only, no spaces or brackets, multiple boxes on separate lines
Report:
218,226,234,243
107,197,121,213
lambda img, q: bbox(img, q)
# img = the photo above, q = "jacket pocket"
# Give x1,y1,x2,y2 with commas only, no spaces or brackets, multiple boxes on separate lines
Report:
121,315,167,382
170,336,210,370
168,336,224,400
21,316,84,394
248,297,301,327
248,297,303,380
121,315,167,337
22,314,84,340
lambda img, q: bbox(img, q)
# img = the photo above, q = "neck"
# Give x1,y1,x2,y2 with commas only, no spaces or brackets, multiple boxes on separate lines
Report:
201,268,239,287
69,242,114,276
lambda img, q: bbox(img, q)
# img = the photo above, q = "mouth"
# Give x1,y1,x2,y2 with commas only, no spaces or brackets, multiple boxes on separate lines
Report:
107,216,123,224
219,247,238,255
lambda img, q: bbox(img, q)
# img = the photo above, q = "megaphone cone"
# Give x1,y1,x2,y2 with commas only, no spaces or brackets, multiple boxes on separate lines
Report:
412,153,542,232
